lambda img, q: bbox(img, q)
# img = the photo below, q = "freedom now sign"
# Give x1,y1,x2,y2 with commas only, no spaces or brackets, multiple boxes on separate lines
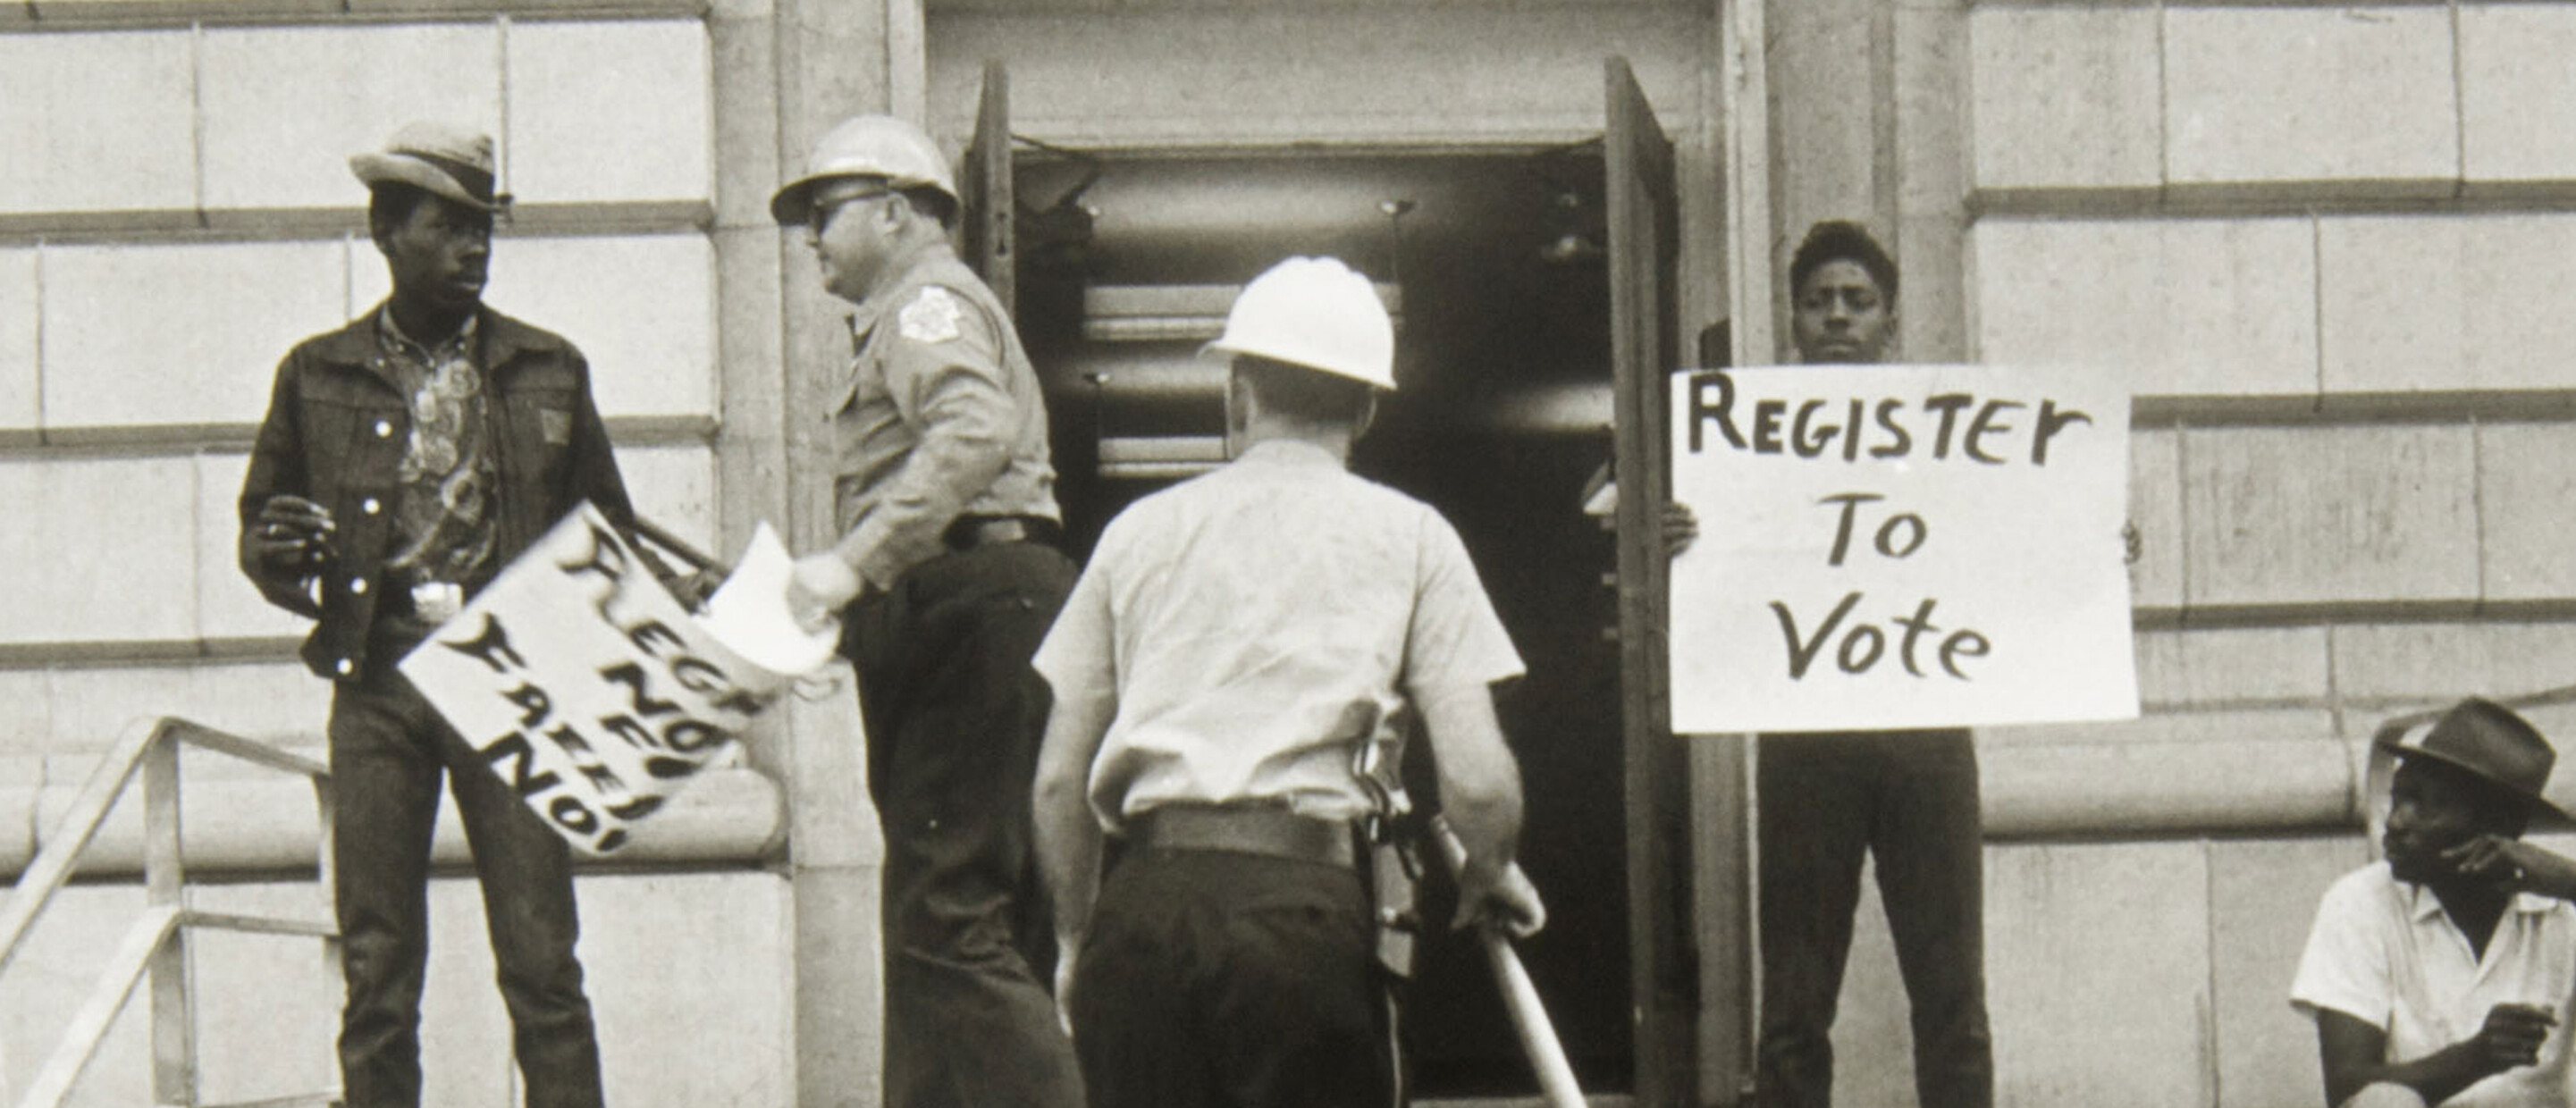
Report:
1667,365,2138,734
400,503,792,854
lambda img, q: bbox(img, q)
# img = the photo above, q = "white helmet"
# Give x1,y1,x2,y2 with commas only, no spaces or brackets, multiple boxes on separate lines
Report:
1203,256,1396,390
770,114,958,225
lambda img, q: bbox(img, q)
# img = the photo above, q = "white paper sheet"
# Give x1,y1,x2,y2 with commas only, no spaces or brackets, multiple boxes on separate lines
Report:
700,522,841,677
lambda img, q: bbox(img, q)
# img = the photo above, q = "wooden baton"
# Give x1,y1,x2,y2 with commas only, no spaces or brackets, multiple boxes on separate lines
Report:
1430,816,1587,1108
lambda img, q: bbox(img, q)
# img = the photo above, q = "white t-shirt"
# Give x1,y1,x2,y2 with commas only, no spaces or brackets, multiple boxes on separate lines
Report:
1033,440,1525,832
2290,862,2576,1107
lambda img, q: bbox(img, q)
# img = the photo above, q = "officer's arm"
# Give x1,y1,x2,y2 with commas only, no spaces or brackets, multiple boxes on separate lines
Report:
831,293,1020,592
1033,685,1115,961
1031,545,1118,1025
1416,680,1531,930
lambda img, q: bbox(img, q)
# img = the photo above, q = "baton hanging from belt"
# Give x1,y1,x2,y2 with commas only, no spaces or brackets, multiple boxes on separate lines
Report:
1429,816,1587,1108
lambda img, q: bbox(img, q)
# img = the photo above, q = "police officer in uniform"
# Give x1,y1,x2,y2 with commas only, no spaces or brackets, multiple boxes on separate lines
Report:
770,116,1082,1108
1031,256,1546,1108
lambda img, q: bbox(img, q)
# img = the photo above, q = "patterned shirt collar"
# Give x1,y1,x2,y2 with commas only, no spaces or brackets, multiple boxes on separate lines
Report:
376,304,480,363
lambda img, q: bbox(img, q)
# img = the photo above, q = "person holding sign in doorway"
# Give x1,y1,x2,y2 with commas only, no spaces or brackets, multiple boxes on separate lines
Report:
769,115,1084,1108
2293,698,2576,1108
238,122,663,1108
1668,221,1993,1108
1030,256,1546,1108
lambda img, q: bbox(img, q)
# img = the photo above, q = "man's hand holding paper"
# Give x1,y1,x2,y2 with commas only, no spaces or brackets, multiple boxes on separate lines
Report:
706,523,845,676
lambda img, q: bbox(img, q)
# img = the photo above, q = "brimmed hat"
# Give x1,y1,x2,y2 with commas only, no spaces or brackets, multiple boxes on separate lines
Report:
2380,697,2565,820
349,122,511,212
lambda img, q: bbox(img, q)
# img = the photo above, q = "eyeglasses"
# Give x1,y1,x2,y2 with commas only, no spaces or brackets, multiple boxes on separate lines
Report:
808,189,893,231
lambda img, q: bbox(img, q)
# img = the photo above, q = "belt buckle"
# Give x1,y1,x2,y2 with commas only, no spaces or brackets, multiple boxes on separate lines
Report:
410,582,463,625
980,518,1026,546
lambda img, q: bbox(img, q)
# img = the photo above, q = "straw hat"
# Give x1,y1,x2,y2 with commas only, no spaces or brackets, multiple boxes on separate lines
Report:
349,121,510,212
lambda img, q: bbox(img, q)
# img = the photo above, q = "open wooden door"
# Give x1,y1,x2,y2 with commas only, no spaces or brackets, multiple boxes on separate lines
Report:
1605,56,1699,1108
960,60,1014,315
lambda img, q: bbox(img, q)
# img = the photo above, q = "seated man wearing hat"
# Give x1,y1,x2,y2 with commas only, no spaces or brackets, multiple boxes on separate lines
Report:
2292,698,2576,1108
239,122,652,1108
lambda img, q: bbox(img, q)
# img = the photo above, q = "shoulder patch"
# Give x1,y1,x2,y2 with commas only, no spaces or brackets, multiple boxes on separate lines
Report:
897,287,964,344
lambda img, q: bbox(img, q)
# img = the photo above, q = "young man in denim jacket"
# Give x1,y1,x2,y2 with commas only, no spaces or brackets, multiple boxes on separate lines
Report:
239,121,650,1108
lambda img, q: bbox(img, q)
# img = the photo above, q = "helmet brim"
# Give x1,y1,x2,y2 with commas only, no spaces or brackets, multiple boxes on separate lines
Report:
1199,339,1395,391
770,171,961,226
768,172,833,226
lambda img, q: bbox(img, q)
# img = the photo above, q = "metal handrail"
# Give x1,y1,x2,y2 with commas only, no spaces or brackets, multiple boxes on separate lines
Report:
0,717,338,1108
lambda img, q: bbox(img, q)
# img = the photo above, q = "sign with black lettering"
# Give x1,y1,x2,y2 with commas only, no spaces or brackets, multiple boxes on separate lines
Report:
1668,365,2137,733
399,503,791,854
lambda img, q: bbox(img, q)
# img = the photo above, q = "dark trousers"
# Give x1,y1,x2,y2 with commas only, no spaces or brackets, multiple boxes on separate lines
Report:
1069,848,1393,1108
845,540,1085,1108
1757,729,1991,1108
328,660,604,1108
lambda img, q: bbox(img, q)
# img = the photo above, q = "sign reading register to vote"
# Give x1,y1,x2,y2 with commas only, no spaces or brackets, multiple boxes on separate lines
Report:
1668,365,2137,734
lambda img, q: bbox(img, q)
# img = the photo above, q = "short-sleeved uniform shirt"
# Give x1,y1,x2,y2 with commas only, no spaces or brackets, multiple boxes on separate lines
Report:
830,244,1058,591
1032,440,1525,833
2291,862,2576,1107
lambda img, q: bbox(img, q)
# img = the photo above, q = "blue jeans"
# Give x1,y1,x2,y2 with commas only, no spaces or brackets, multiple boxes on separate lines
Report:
328,653,603,1108
846,539,1085,1108
1757,728,1991,1108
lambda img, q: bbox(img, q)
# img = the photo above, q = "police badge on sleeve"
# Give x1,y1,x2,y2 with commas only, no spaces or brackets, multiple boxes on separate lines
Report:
897,287,964,344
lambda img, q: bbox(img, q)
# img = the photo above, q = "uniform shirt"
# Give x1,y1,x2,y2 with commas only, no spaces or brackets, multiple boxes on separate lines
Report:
830,243,1058,591
2291,862,2576,1107
1033,440,1525,833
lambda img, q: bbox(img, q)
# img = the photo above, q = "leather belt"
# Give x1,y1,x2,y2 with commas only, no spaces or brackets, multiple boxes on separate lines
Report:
943,514,1053,550
964,517,1026,546
1130,804,1356,869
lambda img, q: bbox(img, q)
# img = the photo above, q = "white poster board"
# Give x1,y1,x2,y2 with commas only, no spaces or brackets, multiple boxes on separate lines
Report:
400,503,826,854
1668,365,2137,734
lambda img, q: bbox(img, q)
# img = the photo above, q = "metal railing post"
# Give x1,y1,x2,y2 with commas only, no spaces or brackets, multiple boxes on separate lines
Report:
0,720,161,982
143,730,197,1108
5,718,339,1108
312,770,342,1108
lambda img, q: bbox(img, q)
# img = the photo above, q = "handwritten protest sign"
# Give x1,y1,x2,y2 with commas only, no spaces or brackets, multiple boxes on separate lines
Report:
1668,365,2136,734
400,503,806,854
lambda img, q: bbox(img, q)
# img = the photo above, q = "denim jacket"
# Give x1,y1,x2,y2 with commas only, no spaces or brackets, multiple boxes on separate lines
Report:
239,305,643,682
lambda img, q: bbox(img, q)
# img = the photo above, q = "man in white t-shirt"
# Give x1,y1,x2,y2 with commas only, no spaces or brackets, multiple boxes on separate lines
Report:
2292,697,2576,1108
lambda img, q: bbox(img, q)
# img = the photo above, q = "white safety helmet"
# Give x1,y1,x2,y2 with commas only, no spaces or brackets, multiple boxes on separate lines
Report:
770,114,959,225
1203,256,1397,390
